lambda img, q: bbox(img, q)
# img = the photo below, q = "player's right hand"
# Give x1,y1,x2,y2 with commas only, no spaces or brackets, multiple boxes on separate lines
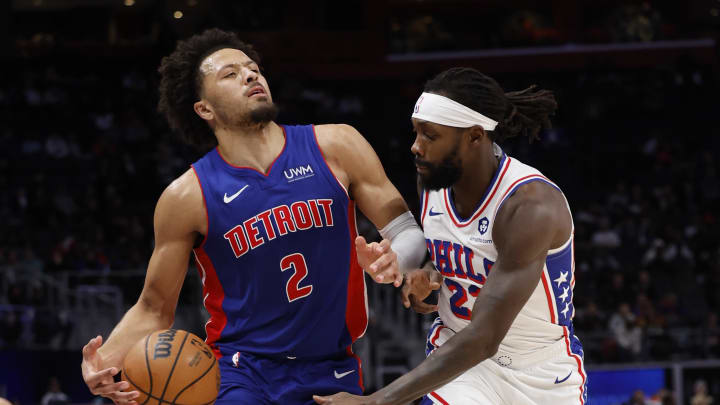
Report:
81,335,140,405
355,236,403,287
401,267,442,314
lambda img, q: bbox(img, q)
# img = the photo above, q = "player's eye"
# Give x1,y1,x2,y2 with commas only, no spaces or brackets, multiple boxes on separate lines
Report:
224,72,236,78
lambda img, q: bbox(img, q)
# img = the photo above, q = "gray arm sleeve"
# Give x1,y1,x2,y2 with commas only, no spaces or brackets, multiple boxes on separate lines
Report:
377,211,426,273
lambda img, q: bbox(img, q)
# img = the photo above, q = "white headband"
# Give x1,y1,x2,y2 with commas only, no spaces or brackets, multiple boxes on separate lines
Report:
412,92,498,131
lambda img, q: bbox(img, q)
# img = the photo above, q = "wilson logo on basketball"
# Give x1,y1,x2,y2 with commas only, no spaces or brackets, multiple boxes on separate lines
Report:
122,329,220,404
153,329,177,359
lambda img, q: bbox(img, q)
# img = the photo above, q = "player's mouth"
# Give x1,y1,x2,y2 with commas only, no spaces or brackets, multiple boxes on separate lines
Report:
246,86,267,98
415,158,432,173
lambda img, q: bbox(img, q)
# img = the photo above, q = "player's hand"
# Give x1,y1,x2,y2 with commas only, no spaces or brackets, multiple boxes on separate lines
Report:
81,335,140,405
313,392,377,405
355,236,403,287
401,267,442,314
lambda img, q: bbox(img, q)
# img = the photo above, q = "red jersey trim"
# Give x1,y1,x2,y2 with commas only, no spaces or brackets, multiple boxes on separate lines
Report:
540,270,557,324
345,346,365,392
443,157,511,228
420,189,430,225
563,326,587,404
429,391,450,405
190,165,210,250
345,201,368,341
193,248,227,358
312,125,350,198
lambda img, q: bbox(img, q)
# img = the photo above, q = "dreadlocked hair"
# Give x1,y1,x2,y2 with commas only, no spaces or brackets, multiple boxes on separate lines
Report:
157,28,261,150
423,67,557,143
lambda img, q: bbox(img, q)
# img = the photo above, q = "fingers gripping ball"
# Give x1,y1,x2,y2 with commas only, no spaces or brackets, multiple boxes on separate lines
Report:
122,329,220,405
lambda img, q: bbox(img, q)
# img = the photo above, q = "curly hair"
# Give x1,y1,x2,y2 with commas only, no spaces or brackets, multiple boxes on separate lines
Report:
424,67,557,143
157,28,261,149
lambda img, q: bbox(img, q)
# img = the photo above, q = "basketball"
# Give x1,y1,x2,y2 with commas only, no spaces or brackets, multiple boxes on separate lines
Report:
122,329,220,405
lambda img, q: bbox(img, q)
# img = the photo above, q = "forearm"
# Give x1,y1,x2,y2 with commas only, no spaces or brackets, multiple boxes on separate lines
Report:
370,326,494,405
97,300,174,369
377,211,426,272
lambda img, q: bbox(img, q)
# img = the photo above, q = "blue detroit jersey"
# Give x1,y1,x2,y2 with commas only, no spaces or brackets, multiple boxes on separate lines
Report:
191,125,367,360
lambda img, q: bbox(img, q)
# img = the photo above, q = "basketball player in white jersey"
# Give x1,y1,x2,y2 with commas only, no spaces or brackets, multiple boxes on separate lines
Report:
315,68,587,404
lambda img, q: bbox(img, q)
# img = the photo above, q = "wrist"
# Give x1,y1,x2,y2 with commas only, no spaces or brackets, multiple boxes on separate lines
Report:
96,346,121,371
366,391,397,405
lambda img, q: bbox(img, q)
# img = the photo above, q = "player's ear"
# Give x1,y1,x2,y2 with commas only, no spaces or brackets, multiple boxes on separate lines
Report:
194,100,214,122
467,125,486,145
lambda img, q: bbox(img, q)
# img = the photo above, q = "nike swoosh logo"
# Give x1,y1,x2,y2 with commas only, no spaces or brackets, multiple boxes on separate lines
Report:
428,207,443,216
334,369,355,379
554,371,572,384
223,185,249,204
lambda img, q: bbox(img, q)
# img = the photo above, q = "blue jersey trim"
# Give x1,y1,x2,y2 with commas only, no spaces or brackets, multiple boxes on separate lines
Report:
446,152,507,222
492,177,561,222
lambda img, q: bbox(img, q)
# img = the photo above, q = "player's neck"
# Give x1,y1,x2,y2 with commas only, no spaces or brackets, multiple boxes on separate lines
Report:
451,147,500,218
215,121,285,172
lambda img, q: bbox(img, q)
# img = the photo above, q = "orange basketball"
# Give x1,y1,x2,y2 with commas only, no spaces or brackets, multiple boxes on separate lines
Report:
122,329,220,405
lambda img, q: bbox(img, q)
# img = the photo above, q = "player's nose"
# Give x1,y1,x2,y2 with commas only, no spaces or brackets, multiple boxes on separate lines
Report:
242,67,258,84
410,136,423,156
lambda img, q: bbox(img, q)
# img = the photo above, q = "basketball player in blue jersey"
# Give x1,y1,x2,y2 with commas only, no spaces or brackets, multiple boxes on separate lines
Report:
315,68,587,405
80,28,427,405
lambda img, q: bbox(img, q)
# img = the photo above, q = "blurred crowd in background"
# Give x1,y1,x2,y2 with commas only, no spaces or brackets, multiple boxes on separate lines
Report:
1,0,720,403
1,44,719,364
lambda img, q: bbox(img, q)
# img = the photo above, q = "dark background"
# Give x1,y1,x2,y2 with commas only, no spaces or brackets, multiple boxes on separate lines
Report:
1,0,719,404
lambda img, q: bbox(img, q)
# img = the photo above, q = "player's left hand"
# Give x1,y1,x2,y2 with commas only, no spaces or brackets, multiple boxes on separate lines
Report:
355,236,403,287
313,392,378,405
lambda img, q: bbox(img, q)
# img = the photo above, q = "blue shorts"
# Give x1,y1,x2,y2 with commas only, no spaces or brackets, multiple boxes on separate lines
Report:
216,352,363,404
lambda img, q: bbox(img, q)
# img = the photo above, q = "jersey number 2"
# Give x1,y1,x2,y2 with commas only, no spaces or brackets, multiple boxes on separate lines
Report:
280,253,313,302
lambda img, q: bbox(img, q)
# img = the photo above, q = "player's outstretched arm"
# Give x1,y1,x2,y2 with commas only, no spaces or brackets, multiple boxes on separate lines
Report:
314,182,572,405
315,124,426,287
81,169,205,405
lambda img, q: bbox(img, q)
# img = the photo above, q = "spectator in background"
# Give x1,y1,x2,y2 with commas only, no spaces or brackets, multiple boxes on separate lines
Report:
690,380,713,405
591,216,621,249
0,310,22,347
574,301,606,332
609,302,643,359
609,2,663,43
704,312,719,357
603,272,632,311
647,388,675,405
624,389,648,405
40,377,69,405
634,270,659,301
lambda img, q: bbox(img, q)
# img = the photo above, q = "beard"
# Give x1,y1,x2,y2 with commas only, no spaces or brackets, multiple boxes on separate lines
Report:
216,101,279,128
416,146,463,191
249,101,279,124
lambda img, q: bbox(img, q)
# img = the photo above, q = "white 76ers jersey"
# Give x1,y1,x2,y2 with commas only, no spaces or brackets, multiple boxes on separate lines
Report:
420,145,578,356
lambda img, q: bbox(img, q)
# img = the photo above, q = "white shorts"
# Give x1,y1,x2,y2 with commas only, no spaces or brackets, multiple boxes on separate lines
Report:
421,318,588,405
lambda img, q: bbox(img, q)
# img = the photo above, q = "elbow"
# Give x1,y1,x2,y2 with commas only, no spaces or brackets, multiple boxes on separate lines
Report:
465,325,503,363
482,340,502,361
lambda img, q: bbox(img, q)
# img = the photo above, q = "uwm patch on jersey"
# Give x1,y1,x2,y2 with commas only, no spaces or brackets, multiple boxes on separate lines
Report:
190,125,367,361
420,144,580,353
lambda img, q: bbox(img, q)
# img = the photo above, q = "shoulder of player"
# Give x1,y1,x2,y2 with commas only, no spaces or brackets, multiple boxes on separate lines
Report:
159,168,203,206
493,181,566,242
155,168,205,231
313,123,367,157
